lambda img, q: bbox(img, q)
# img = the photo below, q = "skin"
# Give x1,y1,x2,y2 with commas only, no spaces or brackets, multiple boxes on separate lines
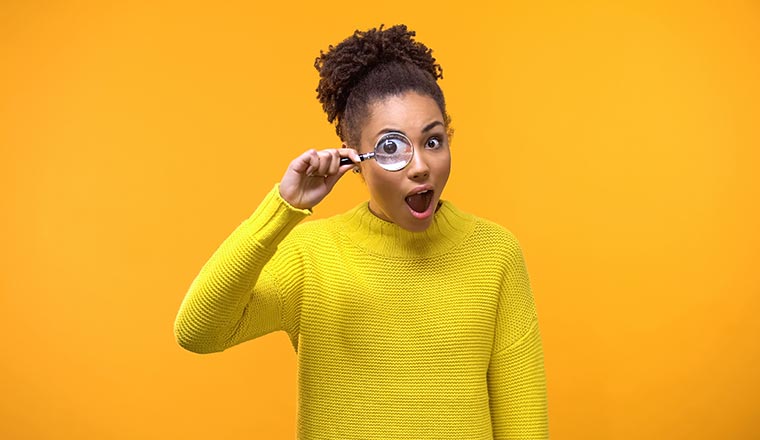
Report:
349,92,451,232
280,91,451,232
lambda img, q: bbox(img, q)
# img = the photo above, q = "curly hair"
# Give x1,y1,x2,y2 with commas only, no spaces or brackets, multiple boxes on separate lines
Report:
314,24,450,147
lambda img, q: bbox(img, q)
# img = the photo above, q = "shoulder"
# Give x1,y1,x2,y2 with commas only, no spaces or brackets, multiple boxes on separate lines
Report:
455,208,526,263
286,216,332,240
452,203,521,245
281,212,345,248
473,215,519,242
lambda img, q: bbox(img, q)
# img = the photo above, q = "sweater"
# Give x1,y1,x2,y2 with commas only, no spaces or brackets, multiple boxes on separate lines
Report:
174,184,548,439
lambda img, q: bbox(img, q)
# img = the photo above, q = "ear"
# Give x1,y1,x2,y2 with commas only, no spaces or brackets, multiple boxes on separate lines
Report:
341,142,363,175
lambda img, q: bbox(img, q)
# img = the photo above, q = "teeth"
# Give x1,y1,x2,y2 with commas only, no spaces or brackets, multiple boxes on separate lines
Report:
416,189,430,195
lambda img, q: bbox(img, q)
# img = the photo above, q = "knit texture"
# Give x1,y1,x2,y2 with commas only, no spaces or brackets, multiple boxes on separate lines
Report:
174,184,548,439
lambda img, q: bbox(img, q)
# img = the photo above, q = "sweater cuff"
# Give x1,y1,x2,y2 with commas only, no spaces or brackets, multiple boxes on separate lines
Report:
243,183,311,248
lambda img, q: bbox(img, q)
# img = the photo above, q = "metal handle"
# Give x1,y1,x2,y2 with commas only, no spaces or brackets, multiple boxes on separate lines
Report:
340,152,373,166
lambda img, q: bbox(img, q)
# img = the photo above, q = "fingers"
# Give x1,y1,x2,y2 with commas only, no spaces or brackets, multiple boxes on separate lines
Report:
332,148,361,176
314,150,334,176
323,153,358,189
281,148,360,209
291,149,318,174
338,147,361,164
296,148,360,177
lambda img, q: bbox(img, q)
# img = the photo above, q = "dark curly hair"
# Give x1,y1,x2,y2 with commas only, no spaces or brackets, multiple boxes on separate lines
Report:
314,24,451,147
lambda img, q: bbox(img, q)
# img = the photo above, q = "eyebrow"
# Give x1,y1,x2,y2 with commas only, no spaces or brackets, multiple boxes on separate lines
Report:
422,120,444,133
374,120,445,138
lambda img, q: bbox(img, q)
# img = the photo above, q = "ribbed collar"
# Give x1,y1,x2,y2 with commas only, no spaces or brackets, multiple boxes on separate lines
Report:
333,200,476,259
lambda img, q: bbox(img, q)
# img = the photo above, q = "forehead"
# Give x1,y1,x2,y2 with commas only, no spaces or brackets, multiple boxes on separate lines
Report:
363,92,444,138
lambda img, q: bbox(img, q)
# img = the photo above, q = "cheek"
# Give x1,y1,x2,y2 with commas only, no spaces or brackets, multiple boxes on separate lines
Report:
365,168,400,201
434,153,452,176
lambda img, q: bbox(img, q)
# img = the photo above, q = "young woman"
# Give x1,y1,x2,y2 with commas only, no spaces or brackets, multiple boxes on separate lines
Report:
174,24,548,439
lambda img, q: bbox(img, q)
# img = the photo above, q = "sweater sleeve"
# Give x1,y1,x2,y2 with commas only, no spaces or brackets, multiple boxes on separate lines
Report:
487,234,549,439
173,184,310,354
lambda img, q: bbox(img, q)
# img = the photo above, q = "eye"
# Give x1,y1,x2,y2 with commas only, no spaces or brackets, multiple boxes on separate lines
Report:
382,139,398,154
426,137,442,149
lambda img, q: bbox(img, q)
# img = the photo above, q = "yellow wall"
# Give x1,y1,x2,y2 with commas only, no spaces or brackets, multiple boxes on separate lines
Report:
2,1,758,438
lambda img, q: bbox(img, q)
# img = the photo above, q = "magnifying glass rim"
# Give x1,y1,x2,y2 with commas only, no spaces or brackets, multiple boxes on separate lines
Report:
372,131,414,172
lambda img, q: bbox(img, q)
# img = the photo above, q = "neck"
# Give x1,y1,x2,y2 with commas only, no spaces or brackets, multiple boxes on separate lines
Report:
336,200,475,258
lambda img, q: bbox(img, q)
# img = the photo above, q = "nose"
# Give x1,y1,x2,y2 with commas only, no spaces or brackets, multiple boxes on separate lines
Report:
405,145,430,181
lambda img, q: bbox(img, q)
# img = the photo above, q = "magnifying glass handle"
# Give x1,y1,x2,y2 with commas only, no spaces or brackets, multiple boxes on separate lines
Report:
339,152,374,166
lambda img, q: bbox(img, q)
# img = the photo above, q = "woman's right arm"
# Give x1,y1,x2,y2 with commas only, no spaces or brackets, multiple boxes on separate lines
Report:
173,148,358,354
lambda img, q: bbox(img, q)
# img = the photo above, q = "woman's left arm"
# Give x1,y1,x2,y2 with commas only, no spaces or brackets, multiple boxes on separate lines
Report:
487,234,549,439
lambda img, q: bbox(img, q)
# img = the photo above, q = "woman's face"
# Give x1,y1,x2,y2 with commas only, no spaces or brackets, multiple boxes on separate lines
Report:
350,91,451,232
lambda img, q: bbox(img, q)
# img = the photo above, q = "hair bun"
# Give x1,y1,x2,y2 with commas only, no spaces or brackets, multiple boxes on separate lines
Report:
315,24,443,126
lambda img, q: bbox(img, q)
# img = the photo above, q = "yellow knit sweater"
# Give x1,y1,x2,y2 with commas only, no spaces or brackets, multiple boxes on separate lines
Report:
174,184,548,439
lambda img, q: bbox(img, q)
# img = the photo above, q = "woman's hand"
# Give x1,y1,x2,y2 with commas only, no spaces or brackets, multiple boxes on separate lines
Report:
279,148,360,210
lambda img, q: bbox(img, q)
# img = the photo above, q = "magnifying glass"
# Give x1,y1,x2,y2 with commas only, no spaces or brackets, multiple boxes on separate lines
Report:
339,131,414,172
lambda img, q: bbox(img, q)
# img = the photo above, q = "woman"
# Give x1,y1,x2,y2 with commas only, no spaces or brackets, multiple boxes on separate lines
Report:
174,24,548,439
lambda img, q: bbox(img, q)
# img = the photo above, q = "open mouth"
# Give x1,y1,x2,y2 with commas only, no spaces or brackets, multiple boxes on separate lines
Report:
405,189,434,214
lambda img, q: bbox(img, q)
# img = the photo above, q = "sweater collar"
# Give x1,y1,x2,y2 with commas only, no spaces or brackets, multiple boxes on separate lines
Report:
336,200,476,258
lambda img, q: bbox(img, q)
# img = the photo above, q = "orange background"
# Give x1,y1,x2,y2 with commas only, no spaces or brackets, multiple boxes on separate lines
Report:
2,1,759,438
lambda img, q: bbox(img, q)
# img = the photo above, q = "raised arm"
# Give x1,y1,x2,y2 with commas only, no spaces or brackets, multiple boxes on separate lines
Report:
173,184,310,353
173,147,359,354
487,234,549,439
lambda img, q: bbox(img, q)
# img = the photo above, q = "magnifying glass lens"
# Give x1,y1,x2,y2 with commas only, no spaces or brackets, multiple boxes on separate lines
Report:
374,133,413,171
382,140,398,154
